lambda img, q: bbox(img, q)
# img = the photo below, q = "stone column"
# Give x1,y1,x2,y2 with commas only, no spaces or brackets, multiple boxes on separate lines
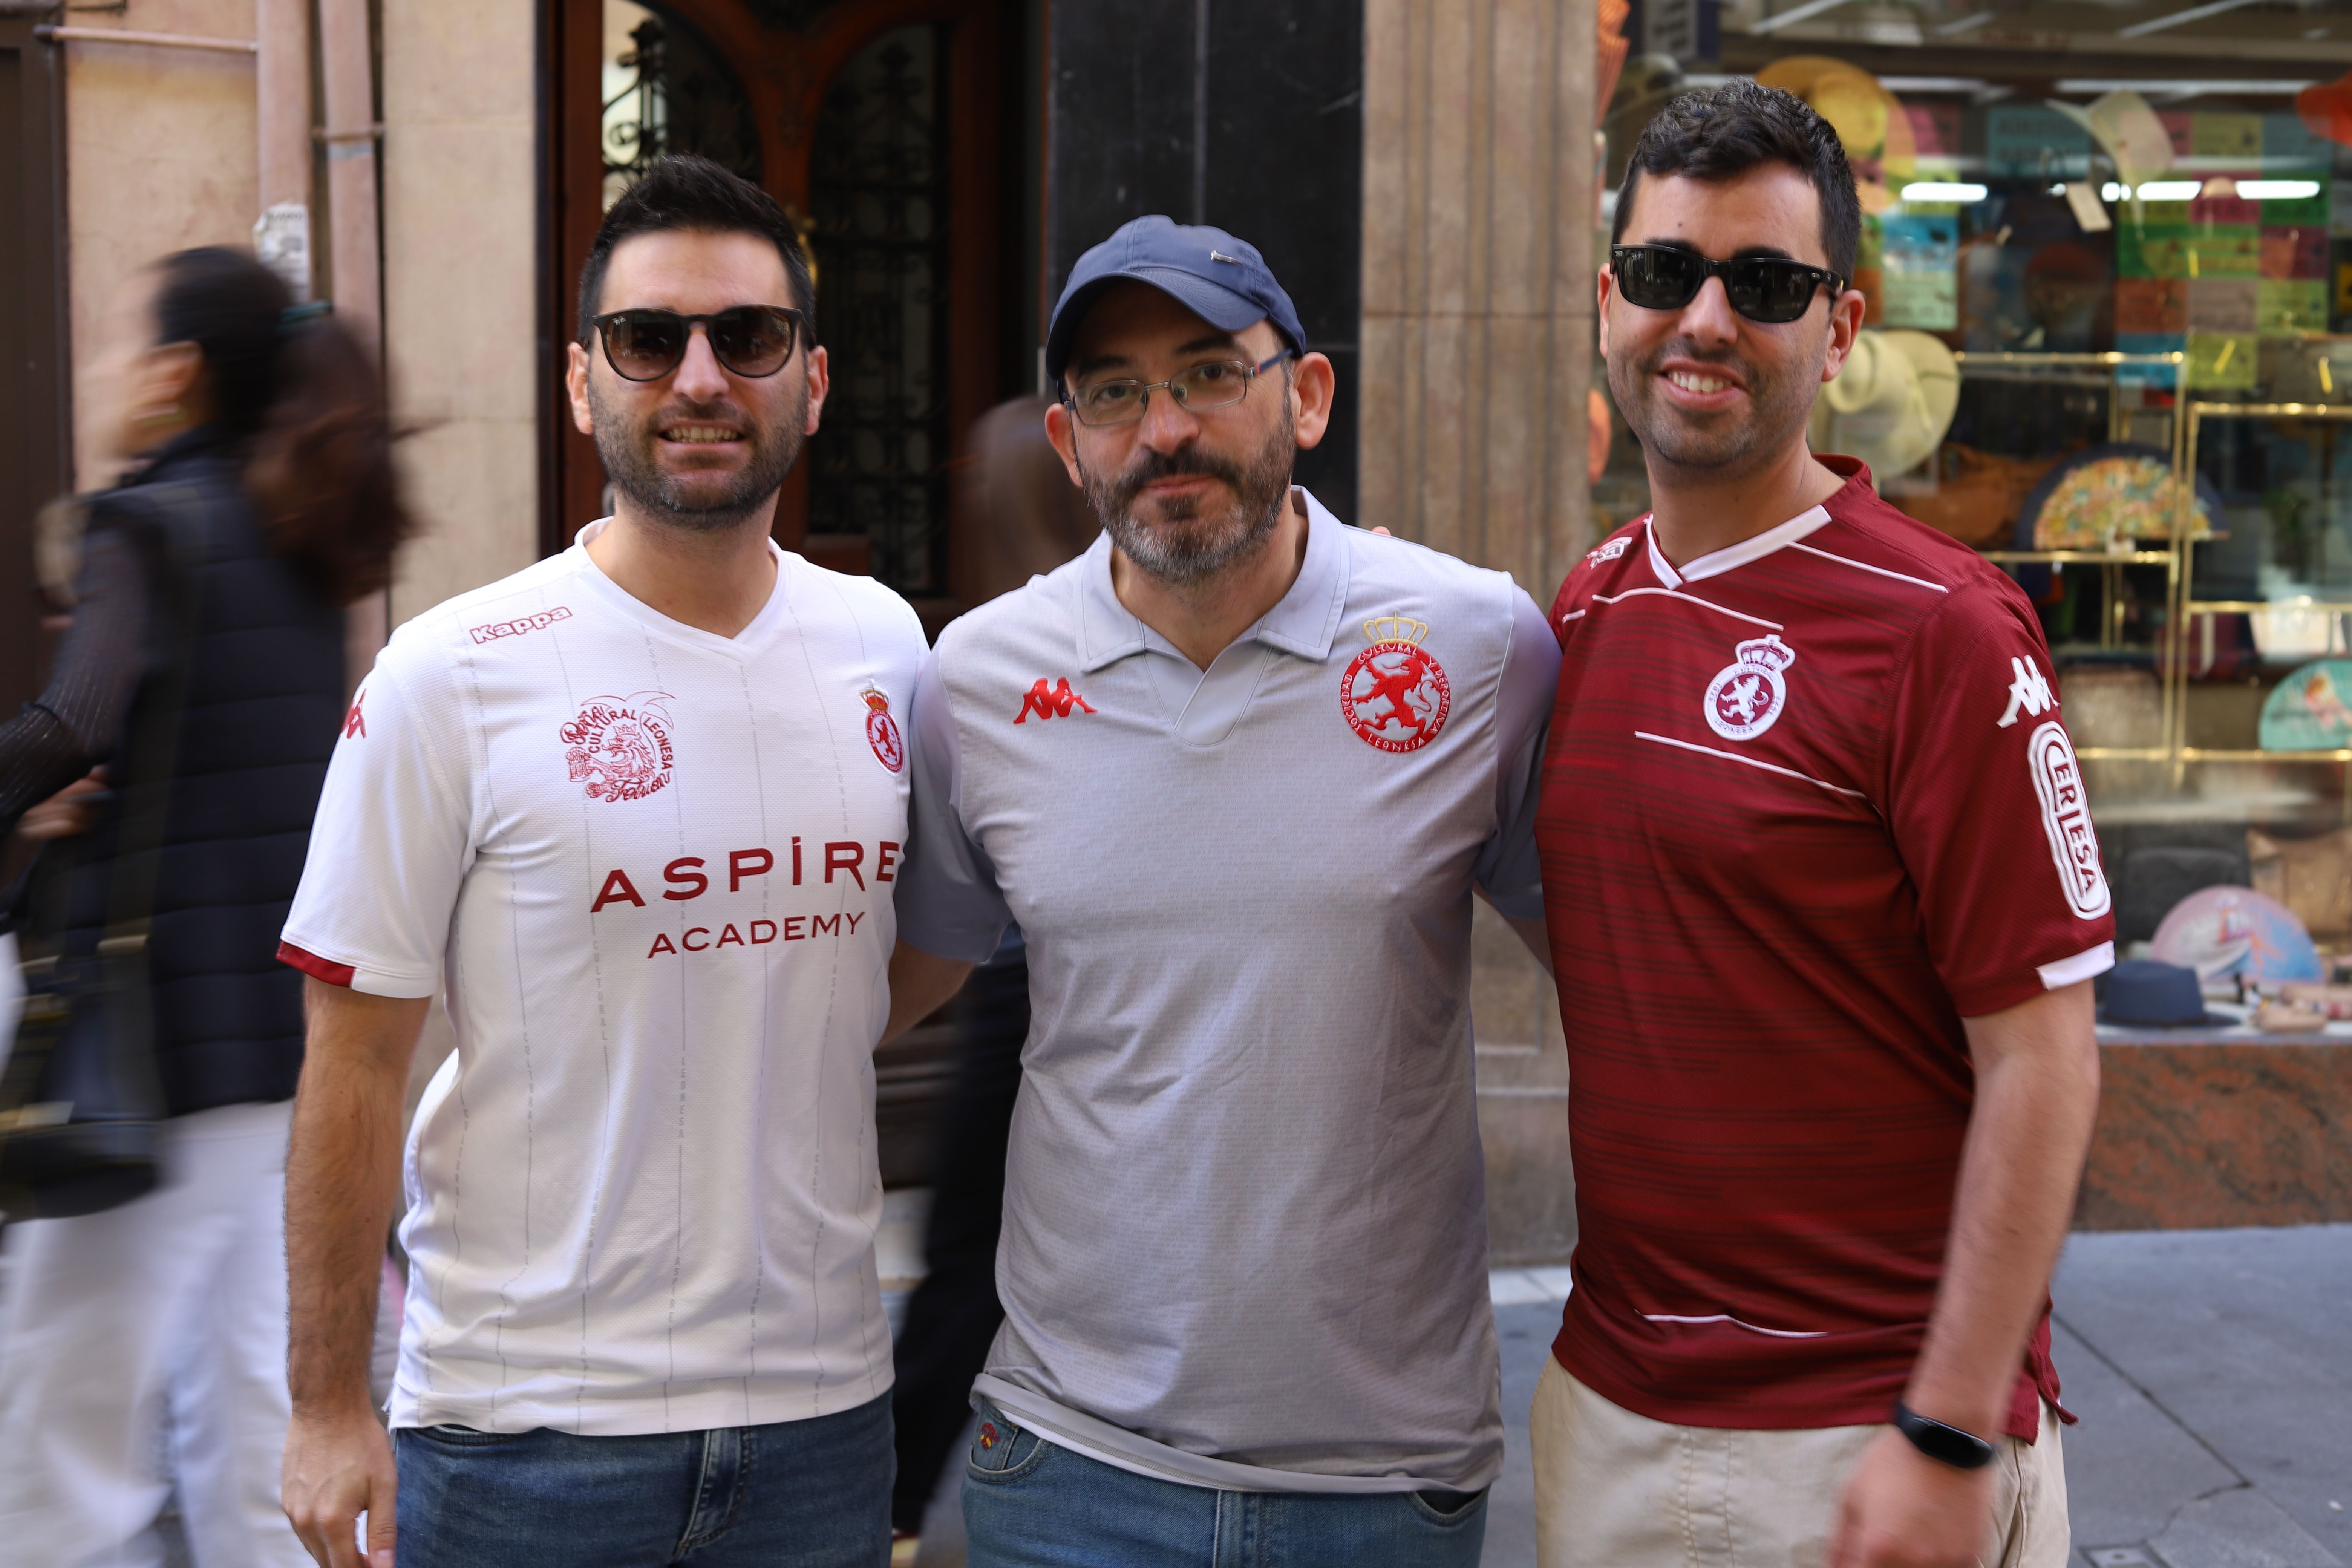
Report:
1359,0,1598,599
379,0,540,628
1360,0,1597,1266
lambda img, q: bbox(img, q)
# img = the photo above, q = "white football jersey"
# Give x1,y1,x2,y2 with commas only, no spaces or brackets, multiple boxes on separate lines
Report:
282,521,925,1436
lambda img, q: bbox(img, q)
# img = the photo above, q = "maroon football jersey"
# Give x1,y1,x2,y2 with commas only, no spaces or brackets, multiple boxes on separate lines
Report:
1536,459,2112,1438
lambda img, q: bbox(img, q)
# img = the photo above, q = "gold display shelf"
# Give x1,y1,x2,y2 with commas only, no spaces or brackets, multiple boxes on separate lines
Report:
1981,550,2171,565
2169,402,2352,787
1951,351,2184,368
2076,747,2171,760
2179,750,2352,764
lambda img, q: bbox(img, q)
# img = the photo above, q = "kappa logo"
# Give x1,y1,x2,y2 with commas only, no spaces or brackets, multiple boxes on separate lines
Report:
1013,678,1095,724
862,688,905,773
470,606,573,645
1587,537,1632,564
1997,655,2056,729
1343,616,1452,753
1703,635,1796,742
561,692,675,803
342,691,367,740
2027,720,2111,918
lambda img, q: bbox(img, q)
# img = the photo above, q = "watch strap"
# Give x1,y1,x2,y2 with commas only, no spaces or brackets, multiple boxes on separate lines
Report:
1890,1401,1997,1470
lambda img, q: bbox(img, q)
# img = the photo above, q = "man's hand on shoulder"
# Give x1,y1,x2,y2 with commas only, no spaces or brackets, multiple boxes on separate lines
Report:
1829,1427,1994,1568
282,1401,397,1568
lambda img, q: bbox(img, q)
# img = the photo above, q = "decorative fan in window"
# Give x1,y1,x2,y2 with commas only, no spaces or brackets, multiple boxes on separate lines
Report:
2015,444,2218,551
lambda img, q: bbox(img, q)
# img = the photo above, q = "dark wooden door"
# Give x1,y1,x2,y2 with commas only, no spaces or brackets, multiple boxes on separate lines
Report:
0,11,69,761
542,0,1017,624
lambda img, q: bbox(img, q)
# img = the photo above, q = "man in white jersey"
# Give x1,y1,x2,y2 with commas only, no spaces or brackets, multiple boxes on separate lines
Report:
276,156,924,1568
887,217,1559,1566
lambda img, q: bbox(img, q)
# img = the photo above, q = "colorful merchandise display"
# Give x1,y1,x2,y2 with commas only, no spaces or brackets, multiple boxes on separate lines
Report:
2150,886,2325,984
2258,661,2352,751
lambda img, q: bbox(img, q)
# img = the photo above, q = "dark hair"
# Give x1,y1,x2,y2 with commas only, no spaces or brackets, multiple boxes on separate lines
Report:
152,247,416,604
1612,80,1861,284
575,155,817,346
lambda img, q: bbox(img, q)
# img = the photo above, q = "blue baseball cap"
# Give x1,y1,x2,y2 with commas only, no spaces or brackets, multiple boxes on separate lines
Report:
1044,216,1306,386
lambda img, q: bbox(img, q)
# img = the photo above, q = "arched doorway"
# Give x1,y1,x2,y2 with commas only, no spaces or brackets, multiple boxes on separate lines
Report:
543,0,1029,622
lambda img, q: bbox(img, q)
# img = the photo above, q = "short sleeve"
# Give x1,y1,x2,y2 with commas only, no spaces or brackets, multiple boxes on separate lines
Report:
1885,584,2115,1017
893,646,1014,963
278,651,473,998
1472,586,1560,921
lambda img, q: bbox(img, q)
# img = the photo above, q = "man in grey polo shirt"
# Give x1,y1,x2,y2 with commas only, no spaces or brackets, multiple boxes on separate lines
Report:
887,216,1557,1566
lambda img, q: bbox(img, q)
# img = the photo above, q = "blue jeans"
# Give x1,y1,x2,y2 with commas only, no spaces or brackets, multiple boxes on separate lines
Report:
961,1398,1487,1568
392,1392,893,1567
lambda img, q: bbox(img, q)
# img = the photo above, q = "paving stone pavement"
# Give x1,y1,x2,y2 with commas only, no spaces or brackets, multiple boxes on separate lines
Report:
136,1226,2352,1567
1481,1226,2352,1568
912,1228,2352,1567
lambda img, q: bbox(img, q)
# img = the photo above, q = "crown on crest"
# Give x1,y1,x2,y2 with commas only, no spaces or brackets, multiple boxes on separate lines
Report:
861,688,892,713
1735,634,1796,673
1363,615,1431,647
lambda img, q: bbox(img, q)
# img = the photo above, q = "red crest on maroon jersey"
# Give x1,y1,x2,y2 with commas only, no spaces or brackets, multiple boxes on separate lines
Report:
863,688,905,773
1342,617,1450,753
560,692,675,802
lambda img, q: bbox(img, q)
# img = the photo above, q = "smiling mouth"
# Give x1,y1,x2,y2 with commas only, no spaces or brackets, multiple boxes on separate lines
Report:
660,424,743,445
1666,369,1736,395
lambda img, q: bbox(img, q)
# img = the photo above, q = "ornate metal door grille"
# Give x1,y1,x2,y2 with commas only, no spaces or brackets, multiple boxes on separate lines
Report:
600,2,761,209
808,26,951,597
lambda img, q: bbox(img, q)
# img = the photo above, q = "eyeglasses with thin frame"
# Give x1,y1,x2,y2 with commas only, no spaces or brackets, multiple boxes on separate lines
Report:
590,306,807,382
1064,350,1293,428
1609,245,1845,325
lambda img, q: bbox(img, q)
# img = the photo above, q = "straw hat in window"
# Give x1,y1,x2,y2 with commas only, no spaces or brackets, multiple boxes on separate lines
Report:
1806,328,1960,484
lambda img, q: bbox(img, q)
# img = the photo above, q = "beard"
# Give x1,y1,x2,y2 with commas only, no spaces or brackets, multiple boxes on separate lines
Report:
1610,330,1822,478
589,375,808,532
1079,411,1296,587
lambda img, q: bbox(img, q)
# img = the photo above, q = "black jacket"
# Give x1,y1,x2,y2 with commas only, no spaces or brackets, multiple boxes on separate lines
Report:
15,430,347,1114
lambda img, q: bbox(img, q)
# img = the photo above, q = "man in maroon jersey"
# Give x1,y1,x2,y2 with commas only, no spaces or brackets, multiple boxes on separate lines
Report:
1532,81,2107,1568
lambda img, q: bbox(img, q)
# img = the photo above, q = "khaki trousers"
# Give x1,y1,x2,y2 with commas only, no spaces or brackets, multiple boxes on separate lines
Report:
1530,1357,2069,1568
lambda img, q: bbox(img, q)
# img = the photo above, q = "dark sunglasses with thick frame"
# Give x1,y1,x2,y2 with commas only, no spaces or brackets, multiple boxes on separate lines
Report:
1609,245,1846,325
589,306,808,382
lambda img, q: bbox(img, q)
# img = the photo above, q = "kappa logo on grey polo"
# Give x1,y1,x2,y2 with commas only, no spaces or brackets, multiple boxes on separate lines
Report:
1013,678,1095,724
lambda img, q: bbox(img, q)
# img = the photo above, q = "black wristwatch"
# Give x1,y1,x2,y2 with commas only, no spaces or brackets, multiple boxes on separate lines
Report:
1891,1402,1997,1470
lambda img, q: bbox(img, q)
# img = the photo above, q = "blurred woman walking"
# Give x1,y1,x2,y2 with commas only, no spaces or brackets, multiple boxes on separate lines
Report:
0,247,411,1568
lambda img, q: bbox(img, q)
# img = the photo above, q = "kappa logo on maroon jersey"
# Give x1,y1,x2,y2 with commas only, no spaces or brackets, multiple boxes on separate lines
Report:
1703,635,1795,742
342,691,367,740
561,692,675,803
2027,720,2111,918
470,606,573,645
1997,656,2056,729
1586,537,1631,564
1013,678,1095,724
1343,616,1451,753
862,688,905,773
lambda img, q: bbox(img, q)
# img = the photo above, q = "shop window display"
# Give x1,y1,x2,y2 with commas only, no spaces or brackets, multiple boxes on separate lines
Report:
1595,1,2352,1000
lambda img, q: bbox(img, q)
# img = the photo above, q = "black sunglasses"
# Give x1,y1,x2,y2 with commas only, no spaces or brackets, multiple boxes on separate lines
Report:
1610,245,1845,325
590,306,807,381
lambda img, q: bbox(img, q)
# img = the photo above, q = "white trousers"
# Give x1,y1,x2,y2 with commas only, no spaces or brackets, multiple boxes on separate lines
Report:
0,1098,309,1568
1531,1357,2070,1568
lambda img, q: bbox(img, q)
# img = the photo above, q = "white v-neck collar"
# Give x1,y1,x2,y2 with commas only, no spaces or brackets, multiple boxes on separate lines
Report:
569,516,793,657
1645,505,1831,590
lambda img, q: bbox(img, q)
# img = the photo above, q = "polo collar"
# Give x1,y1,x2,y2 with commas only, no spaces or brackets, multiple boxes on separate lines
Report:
1075,487,1352,672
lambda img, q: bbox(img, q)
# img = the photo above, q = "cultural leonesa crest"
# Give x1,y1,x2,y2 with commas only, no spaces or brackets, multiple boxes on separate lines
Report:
1343,616,1450,753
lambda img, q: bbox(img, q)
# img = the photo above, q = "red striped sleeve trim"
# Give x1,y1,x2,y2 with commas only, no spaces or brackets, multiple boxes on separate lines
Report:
277,940,356,988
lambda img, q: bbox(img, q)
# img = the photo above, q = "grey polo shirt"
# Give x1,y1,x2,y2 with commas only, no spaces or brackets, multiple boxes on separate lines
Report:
896,489,1556,1493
